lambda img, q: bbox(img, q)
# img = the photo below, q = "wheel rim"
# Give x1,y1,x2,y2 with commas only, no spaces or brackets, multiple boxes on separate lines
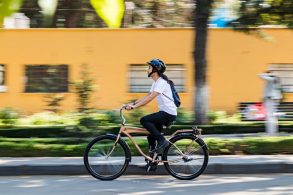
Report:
86,138,127,179
165,137,207,179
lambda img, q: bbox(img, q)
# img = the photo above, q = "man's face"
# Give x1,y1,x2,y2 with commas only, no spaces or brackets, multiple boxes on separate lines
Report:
147,65,153,75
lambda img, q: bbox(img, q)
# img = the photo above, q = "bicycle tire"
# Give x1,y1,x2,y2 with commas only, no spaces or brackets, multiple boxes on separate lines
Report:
162,134,209,180
83,134,131,181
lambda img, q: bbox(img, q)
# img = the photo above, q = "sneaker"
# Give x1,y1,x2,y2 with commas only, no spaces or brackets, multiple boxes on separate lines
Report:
150,140,169,154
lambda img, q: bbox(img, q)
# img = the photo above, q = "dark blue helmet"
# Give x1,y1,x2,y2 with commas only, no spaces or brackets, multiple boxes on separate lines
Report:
147,58,166,74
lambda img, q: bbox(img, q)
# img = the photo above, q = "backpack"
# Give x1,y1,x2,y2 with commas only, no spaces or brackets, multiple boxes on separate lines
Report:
163,84,181,107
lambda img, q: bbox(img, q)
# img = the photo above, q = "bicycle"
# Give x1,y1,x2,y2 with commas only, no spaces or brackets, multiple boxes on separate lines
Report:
83,105,209,181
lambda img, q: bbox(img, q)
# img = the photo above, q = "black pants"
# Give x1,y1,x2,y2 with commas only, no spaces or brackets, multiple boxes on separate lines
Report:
140,111,176,150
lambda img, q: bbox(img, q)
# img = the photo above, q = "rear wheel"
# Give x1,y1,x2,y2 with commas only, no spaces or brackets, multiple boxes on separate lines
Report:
163,134,209,180
83,135,130,180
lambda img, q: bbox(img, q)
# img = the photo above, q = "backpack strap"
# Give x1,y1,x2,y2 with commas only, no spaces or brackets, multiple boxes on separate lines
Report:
162,93,174,103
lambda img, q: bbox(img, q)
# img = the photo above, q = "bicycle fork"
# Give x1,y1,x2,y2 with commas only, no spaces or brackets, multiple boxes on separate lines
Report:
106,133,122,159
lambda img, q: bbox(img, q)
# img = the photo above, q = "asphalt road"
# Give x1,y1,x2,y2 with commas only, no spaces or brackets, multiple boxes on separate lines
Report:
0,174,293,195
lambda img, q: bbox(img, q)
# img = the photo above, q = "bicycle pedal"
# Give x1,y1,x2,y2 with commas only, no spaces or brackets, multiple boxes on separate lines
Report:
146,165,151,172
146,162,158,172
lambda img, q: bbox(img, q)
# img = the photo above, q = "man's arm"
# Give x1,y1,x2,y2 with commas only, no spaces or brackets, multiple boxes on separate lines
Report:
125,91,159,110
133,92,151,105
133,91,160,108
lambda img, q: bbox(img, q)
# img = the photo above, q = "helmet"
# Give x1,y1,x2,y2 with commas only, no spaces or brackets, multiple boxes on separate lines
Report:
147,58,166,74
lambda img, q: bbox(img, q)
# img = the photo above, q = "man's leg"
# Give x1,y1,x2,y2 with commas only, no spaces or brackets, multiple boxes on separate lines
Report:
140,112,172,153
147,134,156,151
147,123,163,151
140,112,166,144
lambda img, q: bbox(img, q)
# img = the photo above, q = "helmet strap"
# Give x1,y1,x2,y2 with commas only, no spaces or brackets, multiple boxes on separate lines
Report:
148,71,155,77
148,68,158,77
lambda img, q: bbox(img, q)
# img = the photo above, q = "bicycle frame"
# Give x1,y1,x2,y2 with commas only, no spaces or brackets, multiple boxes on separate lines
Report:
112,106,202,163
84,106,209,181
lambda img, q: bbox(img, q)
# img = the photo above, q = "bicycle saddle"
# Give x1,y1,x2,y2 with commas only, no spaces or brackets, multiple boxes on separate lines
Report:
163,121,176,128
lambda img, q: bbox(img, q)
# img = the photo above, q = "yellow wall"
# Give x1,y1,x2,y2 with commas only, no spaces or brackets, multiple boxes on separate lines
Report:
0,28,292,114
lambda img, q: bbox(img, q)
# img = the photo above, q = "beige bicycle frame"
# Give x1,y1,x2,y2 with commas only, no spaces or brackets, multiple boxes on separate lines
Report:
114,125,200,162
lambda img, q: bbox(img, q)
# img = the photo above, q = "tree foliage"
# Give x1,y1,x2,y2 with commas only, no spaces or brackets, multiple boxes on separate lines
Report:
16,0,195,28
230,0,293,28
90,0,124,28
2,0,293,28
0,0,23,27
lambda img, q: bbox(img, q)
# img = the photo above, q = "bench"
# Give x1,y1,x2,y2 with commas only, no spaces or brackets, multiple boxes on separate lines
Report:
239,102,293,121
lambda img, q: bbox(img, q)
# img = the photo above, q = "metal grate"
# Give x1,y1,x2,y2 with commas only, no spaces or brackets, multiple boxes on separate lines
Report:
0,64,7,92
129,64,185,93
0,64,5,86
25,65,69,93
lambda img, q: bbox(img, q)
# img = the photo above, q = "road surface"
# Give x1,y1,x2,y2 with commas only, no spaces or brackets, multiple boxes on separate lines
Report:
0,174,292,195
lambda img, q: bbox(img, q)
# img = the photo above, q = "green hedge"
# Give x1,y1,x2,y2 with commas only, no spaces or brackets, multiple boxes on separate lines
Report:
206,137,293,155
172,124,293,134
0,137,292,157
0,125,119,138
0,137,147,157
0,138,88,157
1,124,293,138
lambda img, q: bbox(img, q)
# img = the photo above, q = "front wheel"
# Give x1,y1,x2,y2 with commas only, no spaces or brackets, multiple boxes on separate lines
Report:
83,135,131,180
163,134,209,180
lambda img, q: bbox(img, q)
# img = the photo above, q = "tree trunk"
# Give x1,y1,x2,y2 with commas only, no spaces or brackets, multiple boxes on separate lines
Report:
63,0,84,28
193,0,212,125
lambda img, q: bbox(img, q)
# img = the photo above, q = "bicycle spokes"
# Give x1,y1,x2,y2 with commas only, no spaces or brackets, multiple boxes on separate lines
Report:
163,135,208,180
84,136,129,180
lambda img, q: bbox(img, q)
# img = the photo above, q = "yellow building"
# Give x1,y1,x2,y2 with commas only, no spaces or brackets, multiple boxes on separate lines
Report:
0,28,293,114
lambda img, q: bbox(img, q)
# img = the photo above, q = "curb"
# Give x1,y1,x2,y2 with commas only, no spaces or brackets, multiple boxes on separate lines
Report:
1,163,293,176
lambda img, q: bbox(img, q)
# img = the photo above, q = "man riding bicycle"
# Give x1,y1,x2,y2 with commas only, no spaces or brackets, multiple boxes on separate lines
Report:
84,61,208,179
125,58,177,154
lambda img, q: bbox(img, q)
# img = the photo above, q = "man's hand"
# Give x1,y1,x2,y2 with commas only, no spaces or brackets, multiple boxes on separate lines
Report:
125,103,134,111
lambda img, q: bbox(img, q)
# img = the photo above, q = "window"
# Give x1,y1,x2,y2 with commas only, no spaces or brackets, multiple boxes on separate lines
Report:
129,64,185,93
269,64,293,93
0,64,7,92
25,65,68,93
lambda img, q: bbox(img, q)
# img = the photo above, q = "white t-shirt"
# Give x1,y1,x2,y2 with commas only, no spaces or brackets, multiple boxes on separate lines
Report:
150,77,177,116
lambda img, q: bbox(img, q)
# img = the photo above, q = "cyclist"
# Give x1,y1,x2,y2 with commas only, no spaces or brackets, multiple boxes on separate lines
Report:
125,58,177,154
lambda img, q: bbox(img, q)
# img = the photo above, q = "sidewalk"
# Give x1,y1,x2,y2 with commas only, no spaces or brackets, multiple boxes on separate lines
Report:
1,155,292,176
